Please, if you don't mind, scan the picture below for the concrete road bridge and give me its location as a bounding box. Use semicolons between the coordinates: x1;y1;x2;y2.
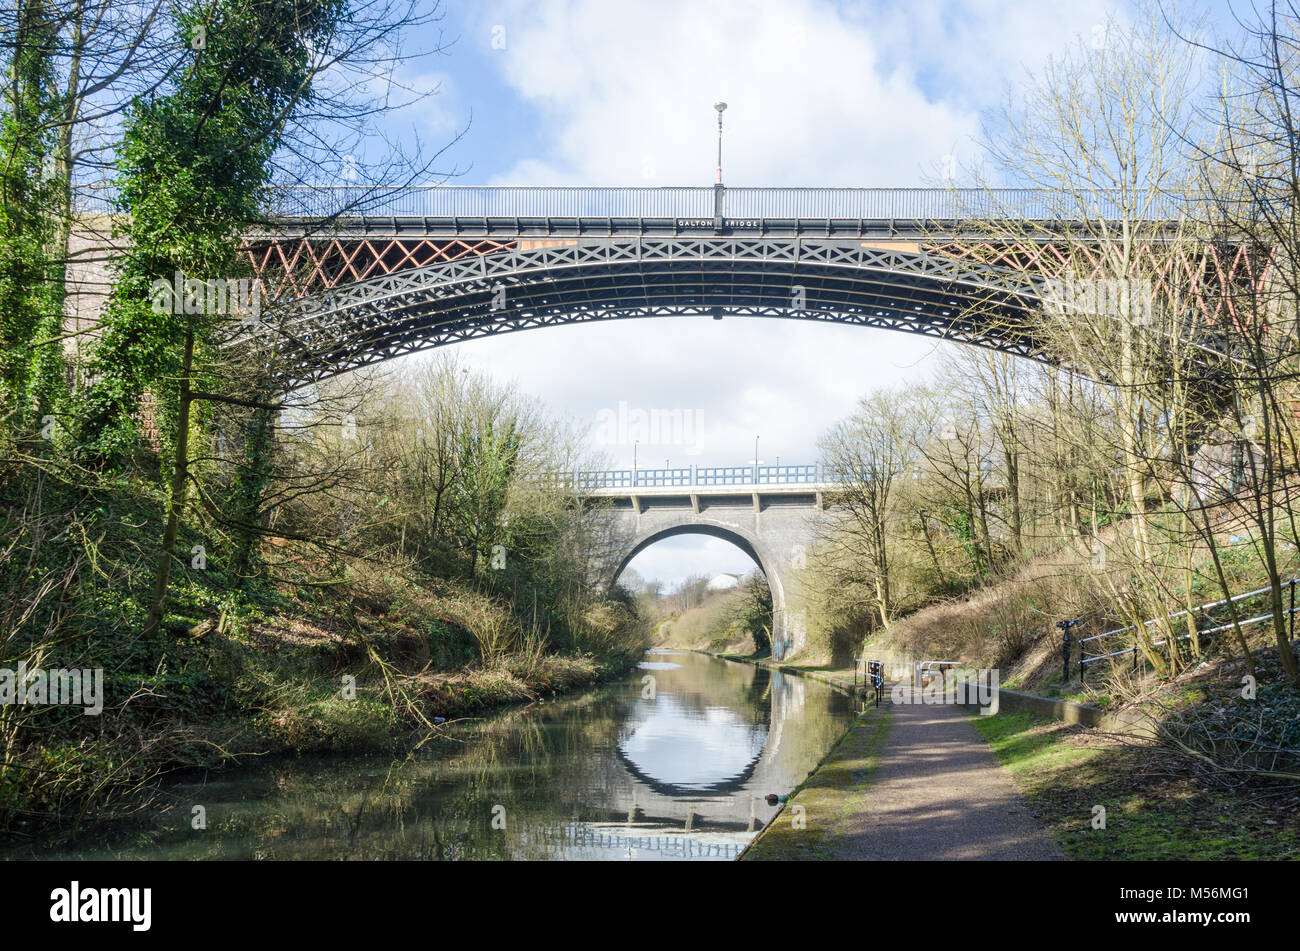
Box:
550;463;840;657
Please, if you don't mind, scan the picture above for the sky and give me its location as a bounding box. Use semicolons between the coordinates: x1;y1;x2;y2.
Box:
345;0;1168;588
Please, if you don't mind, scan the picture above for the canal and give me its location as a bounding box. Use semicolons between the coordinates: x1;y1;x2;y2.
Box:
9;650;857;861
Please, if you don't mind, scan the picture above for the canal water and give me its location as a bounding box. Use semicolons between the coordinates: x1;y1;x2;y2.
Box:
9;650;858;861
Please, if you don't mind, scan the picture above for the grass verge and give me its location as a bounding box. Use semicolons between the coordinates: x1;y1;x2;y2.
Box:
742;703;892;860
973;710;1300;860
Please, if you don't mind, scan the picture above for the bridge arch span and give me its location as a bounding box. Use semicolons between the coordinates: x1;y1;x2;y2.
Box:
614;518;787;655
602;488;822;657
613;520;783;609
245;237;1046;387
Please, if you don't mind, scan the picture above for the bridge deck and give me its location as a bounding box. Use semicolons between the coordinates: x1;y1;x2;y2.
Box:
576;482;834;498
247;215;1168;241
81;184;1182;238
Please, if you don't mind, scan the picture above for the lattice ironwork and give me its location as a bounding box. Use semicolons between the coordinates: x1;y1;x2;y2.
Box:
230;236;1048;388
69;179;1258;395
925;238;1271;330
243;236;514;298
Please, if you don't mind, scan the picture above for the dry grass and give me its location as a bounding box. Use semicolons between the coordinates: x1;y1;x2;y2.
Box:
657;588;757;653
977;710;1300;860
873;549;1102;669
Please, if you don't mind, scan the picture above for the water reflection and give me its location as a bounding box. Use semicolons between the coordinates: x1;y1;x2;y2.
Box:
617;692;767;794
617;652;769;795
4;650;856;861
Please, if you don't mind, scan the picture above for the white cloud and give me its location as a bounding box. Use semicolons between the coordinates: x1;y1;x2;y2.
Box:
388;0;1124;584
481;0;1119;186
396;69;462;141
484;0;978;185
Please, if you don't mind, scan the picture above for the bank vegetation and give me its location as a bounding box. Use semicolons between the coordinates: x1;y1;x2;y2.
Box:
0;0;648;838
807;6;1300;783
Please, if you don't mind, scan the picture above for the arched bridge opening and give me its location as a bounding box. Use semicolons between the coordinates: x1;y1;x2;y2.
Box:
613;523;772;590
596;479;824;659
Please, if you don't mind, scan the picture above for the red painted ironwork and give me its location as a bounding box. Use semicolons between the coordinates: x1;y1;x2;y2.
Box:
244;237;515;298
924;239;1273;329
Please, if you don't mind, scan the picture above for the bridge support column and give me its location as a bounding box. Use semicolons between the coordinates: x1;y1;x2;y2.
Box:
771;555;812;660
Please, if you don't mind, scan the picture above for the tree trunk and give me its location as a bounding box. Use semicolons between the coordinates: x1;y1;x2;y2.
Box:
143;329;194;639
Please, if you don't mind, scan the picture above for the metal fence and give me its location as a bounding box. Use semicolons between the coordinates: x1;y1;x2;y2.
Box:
549;463;837;490
722;187;1079;220
264;185;719;219
1079;579;1300;677
76;183;1183;221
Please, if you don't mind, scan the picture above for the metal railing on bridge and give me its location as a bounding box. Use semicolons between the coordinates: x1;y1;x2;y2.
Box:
257;185;1173;222
76;184;1183;222
542;463;842;491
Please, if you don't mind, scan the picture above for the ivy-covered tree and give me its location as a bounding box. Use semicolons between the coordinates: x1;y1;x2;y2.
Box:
70;0;347;635
0;0;65;434
80;0;345;460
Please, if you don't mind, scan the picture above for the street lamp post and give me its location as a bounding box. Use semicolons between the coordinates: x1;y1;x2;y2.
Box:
714;101;727;184
633;440;638;488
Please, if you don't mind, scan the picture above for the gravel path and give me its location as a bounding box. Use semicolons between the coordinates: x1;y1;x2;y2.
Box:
831;693;1065;860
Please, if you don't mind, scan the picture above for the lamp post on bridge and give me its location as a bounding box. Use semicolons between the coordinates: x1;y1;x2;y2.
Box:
750;434;762;485
633;440;638;488
714;101;727;184
713;101;727;226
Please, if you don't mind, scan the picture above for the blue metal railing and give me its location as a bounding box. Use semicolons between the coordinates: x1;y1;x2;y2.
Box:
554;463;840;490
76;184;1184;222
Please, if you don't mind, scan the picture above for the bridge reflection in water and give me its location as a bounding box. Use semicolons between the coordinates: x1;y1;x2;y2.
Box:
2;651;854;861
561;824;746;861
546;650;832;859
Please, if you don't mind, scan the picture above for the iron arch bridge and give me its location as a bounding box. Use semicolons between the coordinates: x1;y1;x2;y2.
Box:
220;185;1246;388
244;237;1044;387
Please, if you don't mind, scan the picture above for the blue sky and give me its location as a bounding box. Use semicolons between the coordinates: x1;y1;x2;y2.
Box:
339;0;1231;588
